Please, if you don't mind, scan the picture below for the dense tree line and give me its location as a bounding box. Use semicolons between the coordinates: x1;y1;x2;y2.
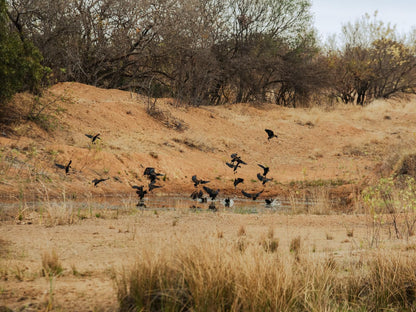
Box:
2;1;416;107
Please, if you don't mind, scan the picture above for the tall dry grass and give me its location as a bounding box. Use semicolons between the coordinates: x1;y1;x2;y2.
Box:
116;236;416;311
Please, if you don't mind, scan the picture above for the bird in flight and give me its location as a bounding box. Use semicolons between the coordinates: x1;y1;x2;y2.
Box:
92;177;109;187
265;129;277;141
234;178;244;188
55;161;72;174
257;164;269;176
228;153;247;172
192;175;210;187
132;185;147;200
85;133;101;143
65;160;72;175
241;189;264;200
257;173;273;185
203;186;220;200
143;167;164;183
148;181;162;192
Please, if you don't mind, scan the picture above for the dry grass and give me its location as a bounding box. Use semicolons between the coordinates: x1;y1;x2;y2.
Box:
116;235;416;311
41;249;63;277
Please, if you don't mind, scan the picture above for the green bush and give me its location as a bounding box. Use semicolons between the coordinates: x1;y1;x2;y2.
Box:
0;0;47;104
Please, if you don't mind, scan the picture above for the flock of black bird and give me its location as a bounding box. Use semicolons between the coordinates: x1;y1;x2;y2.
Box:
55;129;280;210
189;129;280;210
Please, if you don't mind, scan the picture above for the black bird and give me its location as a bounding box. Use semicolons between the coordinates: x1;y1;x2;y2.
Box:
257;164;269;176
192;175;210;187
234;178;244;188
136;200;146;208
208;202;217;211
55;163;66;170
143;167;156;176
190;190;207;203
148;180;162;192
257;173;273;185
144;167;164;183
241;189;264;200
85;133;101;143
92;177;109;187
265;198;274;205
230;153;246;165
65;160;72;175
233;158;246;172
226;162;235;169
265;129;278;141
230;153;239;162
132;185;147;199
222;197;234;208
230;153;247;168
203;186;220;200
265;198;281;207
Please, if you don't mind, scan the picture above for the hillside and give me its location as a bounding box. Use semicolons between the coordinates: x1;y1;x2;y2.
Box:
1;82;415;203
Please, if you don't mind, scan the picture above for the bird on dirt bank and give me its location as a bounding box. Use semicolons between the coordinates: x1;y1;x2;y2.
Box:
92;177;109;187
265;129;278;141
257;173;273;185
234;178;244;188
241;189;264;200
203;186;220;201
192;175;210;187
257;164;269;176
85;133;101;143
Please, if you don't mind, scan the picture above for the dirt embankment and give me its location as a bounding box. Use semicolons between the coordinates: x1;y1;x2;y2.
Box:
1;82;415;203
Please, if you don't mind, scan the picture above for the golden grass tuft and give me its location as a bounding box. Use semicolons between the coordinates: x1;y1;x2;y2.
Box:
237;225;246;237
116;235;416;311
41;249;63;277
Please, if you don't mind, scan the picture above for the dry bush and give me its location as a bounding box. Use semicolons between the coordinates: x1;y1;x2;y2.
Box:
394;153;416;179
42;202;77;226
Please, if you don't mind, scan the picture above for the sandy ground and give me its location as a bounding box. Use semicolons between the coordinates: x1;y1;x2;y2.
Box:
1;83;416;310
1;210;406;311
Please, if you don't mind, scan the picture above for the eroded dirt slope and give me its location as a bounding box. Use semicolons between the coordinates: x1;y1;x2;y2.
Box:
1;82;415;200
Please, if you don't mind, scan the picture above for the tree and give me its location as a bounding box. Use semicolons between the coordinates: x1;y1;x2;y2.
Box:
330;12;416;105
0;0;45;105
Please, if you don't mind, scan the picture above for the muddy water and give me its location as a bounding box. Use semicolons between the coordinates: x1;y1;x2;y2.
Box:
0;194;335;215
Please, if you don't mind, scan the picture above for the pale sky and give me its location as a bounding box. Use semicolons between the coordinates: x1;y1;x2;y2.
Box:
311;0;416;38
